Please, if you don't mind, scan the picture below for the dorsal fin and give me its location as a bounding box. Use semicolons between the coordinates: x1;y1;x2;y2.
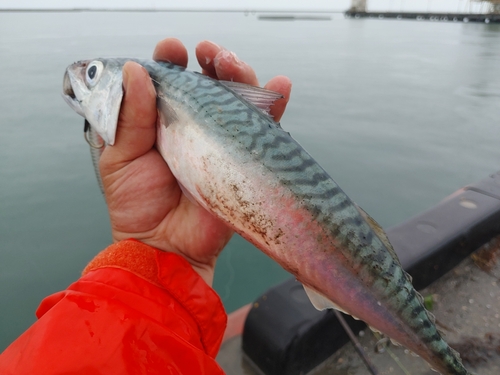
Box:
355;204;414;284
219;81;283;117
355;204;402;265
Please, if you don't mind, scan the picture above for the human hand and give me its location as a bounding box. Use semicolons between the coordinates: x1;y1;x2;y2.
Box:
99;38;292;286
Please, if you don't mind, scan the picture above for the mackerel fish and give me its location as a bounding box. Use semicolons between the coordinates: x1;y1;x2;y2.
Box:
62;58;471;375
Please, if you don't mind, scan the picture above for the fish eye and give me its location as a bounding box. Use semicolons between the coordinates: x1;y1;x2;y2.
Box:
85;61;104;87
88;65;97;79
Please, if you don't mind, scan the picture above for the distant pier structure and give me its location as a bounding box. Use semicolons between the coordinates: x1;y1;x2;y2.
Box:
345;0;500;23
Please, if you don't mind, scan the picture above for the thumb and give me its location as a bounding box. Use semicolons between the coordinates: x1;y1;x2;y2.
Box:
102;61;157;171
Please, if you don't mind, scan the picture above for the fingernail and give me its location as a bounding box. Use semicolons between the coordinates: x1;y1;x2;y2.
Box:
122;62;156;98
122;61;139;93
137;66;155;97
122;66;129;91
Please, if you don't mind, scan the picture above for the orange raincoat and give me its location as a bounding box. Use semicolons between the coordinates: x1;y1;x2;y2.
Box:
0;239;227;375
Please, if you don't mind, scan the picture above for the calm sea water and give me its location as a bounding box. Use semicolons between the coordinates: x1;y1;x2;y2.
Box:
0;11;499;351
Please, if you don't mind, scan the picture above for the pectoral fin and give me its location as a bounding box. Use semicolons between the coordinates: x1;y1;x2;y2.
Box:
157;93;179;127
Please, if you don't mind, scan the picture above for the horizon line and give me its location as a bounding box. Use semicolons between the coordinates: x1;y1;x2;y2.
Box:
0;8;345;13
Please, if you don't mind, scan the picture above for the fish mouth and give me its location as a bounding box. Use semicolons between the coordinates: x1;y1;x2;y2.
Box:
62;69;85;117
63;71;76;99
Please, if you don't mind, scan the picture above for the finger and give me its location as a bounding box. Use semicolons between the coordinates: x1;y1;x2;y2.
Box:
101;61;157;170
195;40;223;78
153;37;189;67
264;76;292;122
214;50;259;86
196;41;259;86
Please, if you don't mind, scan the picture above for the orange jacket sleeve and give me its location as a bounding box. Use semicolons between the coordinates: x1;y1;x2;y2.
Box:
0;239;227;375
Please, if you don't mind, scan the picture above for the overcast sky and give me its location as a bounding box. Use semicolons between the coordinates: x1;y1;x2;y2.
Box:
0;0;488;13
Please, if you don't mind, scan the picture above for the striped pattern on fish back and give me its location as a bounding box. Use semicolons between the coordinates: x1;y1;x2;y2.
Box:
143;60;468;375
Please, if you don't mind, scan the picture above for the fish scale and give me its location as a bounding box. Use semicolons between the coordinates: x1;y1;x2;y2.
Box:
63;58;472;375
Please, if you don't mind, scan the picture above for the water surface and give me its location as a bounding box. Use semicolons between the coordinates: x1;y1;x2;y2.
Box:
0;11;499;351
